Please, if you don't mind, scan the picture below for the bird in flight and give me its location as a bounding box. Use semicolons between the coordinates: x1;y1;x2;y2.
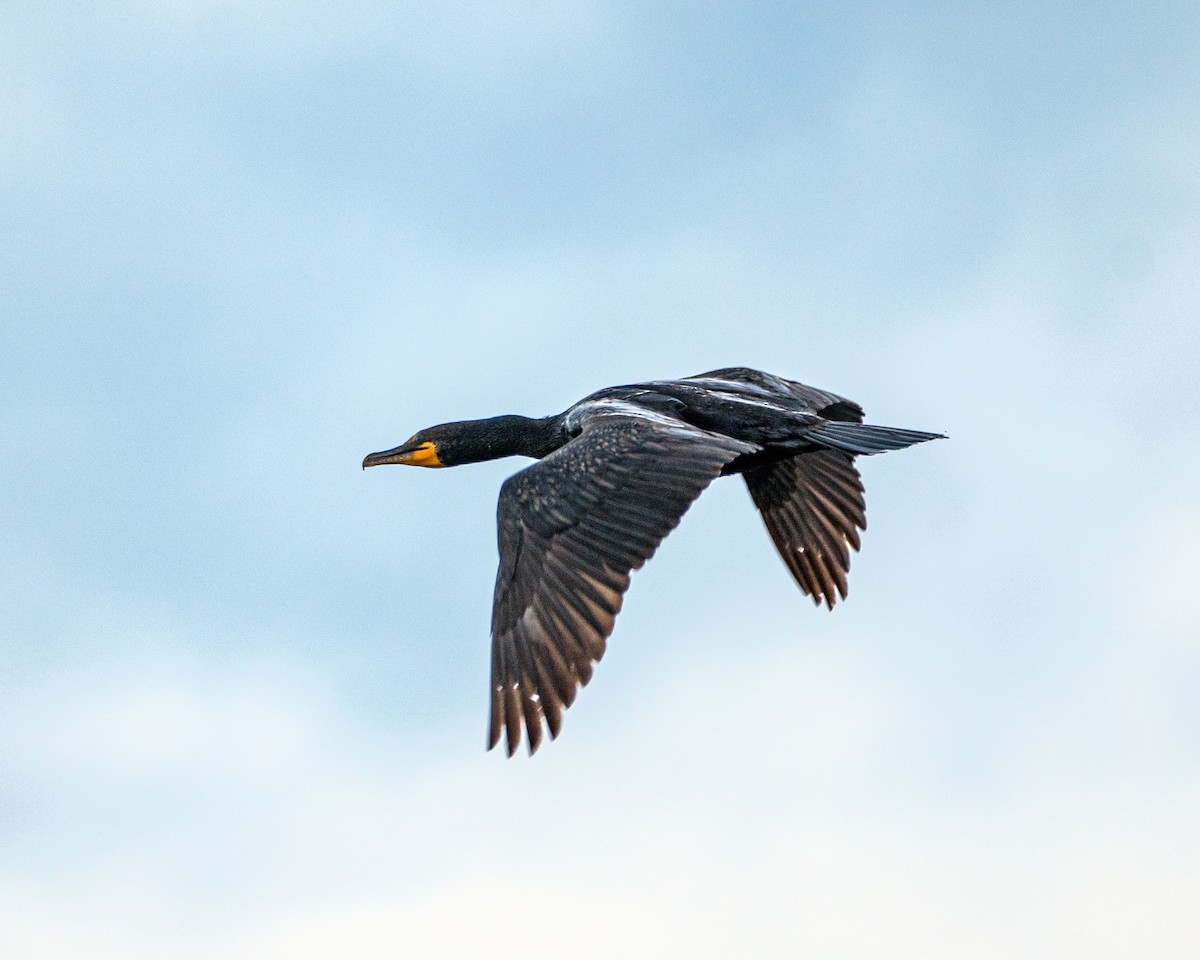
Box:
363;367;942;756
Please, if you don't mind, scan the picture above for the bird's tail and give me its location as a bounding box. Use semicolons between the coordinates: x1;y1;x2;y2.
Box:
807;421;946;456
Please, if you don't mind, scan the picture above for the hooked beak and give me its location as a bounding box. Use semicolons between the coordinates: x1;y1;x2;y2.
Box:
362;439;442;469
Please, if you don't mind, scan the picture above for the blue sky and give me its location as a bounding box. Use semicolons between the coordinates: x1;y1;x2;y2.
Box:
3;1;1199;956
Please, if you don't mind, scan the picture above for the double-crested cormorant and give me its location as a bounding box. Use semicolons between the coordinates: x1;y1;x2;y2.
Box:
363;367;942;756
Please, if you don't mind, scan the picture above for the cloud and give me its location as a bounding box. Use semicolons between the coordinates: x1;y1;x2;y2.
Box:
3;615;1197;959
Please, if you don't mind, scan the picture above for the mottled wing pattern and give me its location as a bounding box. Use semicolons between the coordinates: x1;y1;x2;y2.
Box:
489;411;755;755
743;450;867;609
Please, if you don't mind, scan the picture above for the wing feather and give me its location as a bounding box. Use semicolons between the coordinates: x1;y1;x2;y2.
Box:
489;411;755;755
744;450;867;609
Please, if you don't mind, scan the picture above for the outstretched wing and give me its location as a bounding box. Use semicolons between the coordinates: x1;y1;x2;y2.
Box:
490;408;756;756
744;450;867;609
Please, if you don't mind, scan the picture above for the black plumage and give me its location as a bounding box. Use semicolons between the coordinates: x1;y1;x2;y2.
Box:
363;367;943;756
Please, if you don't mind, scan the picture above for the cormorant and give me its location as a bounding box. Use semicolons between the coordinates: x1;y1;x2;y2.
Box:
363;367;943;756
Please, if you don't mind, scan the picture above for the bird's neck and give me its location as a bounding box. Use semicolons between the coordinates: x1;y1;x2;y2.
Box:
464;414;565;462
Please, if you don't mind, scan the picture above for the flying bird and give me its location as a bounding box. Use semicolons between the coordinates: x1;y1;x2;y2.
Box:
363;367;942;756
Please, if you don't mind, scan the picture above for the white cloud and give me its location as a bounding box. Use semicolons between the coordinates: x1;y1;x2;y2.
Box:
3;620;1197;959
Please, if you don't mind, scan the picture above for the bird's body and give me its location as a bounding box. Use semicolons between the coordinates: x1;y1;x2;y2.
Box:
364;367;942;755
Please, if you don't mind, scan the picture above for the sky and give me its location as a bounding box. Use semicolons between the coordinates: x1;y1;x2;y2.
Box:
2;1;1199;956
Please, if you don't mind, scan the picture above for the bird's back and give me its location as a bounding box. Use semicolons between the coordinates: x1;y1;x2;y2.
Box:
570;367;862;453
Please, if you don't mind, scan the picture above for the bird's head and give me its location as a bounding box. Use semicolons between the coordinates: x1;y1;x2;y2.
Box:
363;415;552;470
361;424;456;469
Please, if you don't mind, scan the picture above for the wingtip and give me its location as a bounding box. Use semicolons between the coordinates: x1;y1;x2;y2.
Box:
487;694;502;752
